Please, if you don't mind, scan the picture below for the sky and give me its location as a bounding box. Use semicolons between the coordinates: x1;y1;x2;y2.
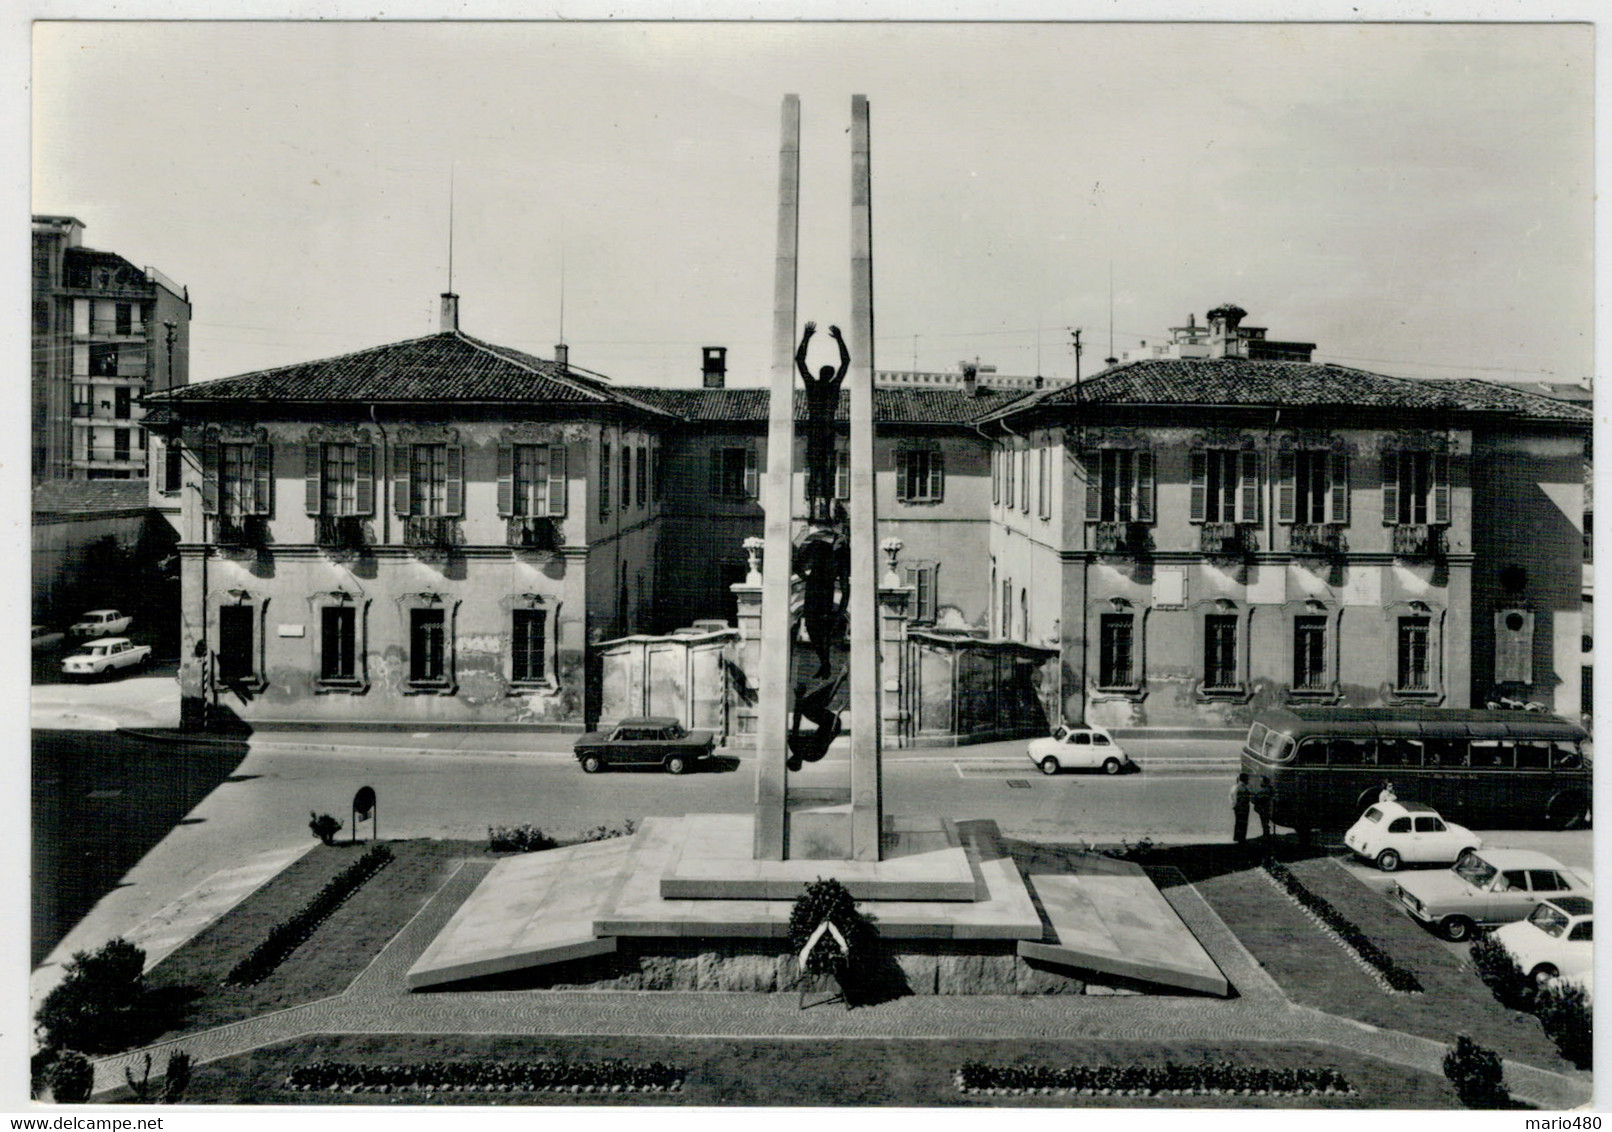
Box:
29;20;1595;389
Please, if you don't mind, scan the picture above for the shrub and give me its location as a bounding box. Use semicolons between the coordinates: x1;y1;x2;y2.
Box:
285;1058;684;1093
954;1061;1353;1096
35;937;148;1054
47;1051;94;1103
30;1048;58;1100
1535;980;1593;1068
162;1051;193;1103
1443;1035;1510;1109
1264;861;1423;993
309;812;343;845
226;844;393;986
576;819;638;843
1469;933;1533;1011
488;824;557;853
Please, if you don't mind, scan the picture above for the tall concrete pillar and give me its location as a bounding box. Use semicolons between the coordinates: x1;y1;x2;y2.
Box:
848;94;884;859
753;94;800;860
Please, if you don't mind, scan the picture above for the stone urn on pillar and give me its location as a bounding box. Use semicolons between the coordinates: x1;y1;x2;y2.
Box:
880;537;904;589
742;535;765;585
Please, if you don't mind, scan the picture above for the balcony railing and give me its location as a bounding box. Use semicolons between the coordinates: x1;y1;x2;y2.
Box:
1093;520;1152;557
87;320;146;338
507;516;561;552
1199;522;1259;557
404;515;460;552
317;515;369;552
1392;524;1448;560
1289;523;1346;557
216;514;269;548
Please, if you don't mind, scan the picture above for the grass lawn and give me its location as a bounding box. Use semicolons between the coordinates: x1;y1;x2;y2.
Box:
121;1033;1459;1107
144;839;482;1039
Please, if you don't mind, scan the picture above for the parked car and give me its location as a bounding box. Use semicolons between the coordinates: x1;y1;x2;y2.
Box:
61;637;151;678
69;609;132;637
1343;800;1482;872
1027;724;1133;776
1492;896;1594;988
574;716;715;775
31;625;64;652
1394;848;1593;941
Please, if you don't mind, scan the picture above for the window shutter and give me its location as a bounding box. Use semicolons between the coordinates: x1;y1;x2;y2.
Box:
200;434;220;515
1136;450;1155;523
991;447;1000;504
304;442;322;515
354;444;375;515
392;444;412;517
1431;453;1450;525
709;449;722;496
1019;448;1030;512
1189;451;1207;522
743;447;758;498
930;451;944;502
496;444;514;517
547;445;568;517
1277;452;1296;523
1240;451;1261;523
1381;451;1399;525
1329;452;1350;524
896;450;910;502
253;442;274;515
445;445;464;516
1084;450;1102;521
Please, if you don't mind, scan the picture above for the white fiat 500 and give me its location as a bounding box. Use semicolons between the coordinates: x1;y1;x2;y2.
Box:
1493;896;1593;989
1027;725;1134;776
1344;800;1482;872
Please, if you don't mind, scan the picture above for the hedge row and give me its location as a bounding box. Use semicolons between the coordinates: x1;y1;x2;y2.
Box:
1468;935;1593;1068
1263;861;1423;994
954;1061;1353;1097
284;1058;684;1093
225;844;394;986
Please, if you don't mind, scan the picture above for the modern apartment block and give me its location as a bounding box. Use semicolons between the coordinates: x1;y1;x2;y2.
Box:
32;215;191;481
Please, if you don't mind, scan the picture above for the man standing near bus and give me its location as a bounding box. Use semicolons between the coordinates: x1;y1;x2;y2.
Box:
1249;775;1274;850
1229;773;1251;844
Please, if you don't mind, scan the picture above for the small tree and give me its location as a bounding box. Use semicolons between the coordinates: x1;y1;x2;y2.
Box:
46;1051;94;1103
1535;980;1593;1068
308;812;343;845
35;938;148;1054
162;1051;193;1103
1469;934;1533;1011
1443;1035;1510;1109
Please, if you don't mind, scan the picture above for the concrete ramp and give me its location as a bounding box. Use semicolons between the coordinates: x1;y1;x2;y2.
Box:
406;838;632;989
1019;857;1229;997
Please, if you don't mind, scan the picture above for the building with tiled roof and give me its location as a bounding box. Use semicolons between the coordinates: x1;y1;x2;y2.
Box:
147;301;1590;742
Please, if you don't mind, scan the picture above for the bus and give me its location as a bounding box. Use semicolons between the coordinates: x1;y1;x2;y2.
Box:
1241;707;1591;834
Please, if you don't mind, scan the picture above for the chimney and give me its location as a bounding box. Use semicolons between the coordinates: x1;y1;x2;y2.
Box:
961;362;978;397
555;343;569;371
439;292;459;333
1034;374;1045;389
702;346;727;389
1206;304;1248;358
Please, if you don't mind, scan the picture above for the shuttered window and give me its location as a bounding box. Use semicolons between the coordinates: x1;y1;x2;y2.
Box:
498;444;568;518
710;447;759;499
897;449;944;503
1190;450;1261;523
1382;451;1449;526
307;443;374;517
1278;450;1350;524
1084;449;1155;523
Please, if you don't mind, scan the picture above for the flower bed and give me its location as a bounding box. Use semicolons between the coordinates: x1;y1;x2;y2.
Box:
284;1058;684;1094
954;1061;1354;1098
225;844;394;987
1262;860;1422;994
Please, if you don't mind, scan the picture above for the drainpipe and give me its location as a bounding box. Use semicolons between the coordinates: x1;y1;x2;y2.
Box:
370;404;390;545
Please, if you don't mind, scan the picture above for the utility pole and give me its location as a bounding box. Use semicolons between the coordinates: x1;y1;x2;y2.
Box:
1070;327;1083;384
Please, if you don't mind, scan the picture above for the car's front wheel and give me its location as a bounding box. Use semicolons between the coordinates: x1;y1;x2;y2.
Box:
1039;756;1060;776
1441;915;1476;942
1376;848;1401;872
665;755;688;775
1102;757;1122;776
1530;963;1560;987
580;753;603;774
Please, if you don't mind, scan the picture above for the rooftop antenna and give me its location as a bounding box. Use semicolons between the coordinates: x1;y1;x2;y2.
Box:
558;240;566;347
1105;261;1118;367
447;164;455;293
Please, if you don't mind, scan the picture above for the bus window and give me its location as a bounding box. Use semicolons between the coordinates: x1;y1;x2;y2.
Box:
1552;741;1582;769
1329;739;1373;766
1423;737;1466;768
1293;738;1325;766
1379;739;1422;768
1269;734;1295;762
1246;722;1269;752
1470;740;1511;769
1515;742;1551;770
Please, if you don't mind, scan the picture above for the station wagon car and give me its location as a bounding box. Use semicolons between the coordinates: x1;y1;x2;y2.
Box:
1027;724;1133;776
69;609;132;637
1394;848;1593;941
574;716;715;775
1493;896;1594;988
1343;801;1482;872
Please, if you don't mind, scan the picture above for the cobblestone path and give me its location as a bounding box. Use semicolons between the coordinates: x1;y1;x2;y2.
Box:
87;858;1592;1110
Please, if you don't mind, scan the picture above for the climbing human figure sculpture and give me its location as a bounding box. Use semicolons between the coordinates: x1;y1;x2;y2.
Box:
796;321;850;524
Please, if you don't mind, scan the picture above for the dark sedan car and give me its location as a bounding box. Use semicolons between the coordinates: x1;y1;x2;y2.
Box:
574;717;716;774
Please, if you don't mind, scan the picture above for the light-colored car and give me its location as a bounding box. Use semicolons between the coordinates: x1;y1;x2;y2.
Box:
1394;848;1593;942
31;625;64;651
61;637;151;677
1492;896;1593;989
1343;800;1482;872
1027;724;1133;776
69;609;132;637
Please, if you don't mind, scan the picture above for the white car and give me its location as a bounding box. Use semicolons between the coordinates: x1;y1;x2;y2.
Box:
1344;801;1482;872
61;637;151;677
1027;724;1133;776
69;609;132;637
1493;896;1593;989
